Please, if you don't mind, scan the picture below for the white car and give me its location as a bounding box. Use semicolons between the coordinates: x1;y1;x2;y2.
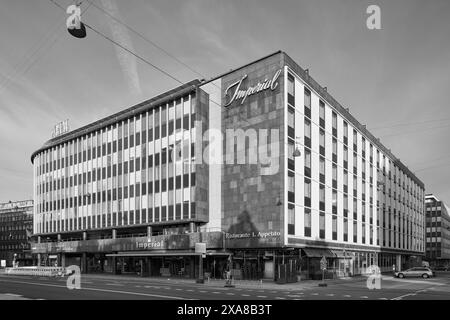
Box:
395;267;434;279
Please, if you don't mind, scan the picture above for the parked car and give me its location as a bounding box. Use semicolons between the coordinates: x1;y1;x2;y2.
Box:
432;266;449;271
395;267;434;279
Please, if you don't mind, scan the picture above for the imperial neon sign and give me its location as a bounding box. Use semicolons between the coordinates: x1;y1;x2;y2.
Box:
224;69;282;107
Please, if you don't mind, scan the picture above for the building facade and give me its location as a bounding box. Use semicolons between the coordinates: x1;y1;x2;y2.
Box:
425;194;450;267
0;200;34;267
30;51;425;280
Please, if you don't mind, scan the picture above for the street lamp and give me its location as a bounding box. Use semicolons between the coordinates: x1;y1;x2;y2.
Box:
293;136;302;157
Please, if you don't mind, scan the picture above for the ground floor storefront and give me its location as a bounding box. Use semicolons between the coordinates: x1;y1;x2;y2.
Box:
31;232;424;282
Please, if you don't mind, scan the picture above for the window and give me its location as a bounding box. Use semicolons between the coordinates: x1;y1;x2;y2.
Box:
288;205;295;235
353;221;358;243
319;184;325;211
288;140;295;161
304;88;311;118
304;178;311;207
344;147;348;169
288;107;295;138
319;129;325;155
332;138;337;163
332;189;338;214
304;208;311;237
343;121;348;144
304;149;311;177
288;74;295;106
319;212;325;239
319;101;325;128
344;195;348;217
304;119;311;147
344;170;348;193
332;215;337;240
332;112;337;136
332;164;337;188
319;157;325;183
343;219;348;242
353;130;358;151
362;137;366;158
288;173;295;199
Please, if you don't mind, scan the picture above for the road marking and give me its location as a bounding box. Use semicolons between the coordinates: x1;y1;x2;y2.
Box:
275;297;286;300
135;285;141;288
212;292;220;294
187;289;194;292
392;293;416;300
360;296;369;299
257;296;267;298
0;278;193;300
378;298;388;300
105;283;124;286
36;298;46;300
326;294;335;297
343;295;351;298
226;293;234;295
311;293;319;296
4;293;22;297
175;288;182;291
199;291;207;293
241;294;250;297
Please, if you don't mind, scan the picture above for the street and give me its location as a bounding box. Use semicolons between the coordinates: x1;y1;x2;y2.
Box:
0;272;449;300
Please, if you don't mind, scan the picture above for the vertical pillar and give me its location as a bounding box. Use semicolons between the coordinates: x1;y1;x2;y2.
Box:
61;254;66;268
37;236;41;266
112;229;117;239
112;257;117;274
147;257;152;277
57;234;62;242
83;232;87;241
147;226;152;237
81;253;87;274
189;222;196;233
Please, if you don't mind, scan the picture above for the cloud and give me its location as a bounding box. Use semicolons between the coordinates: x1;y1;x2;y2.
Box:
99;0;142;96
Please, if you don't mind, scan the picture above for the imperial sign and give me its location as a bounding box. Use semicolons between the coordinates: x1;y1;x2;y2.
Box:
224;69;282;107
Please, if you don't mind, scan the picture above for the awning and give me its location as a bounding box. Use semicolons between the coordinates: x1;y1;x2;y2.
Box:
302;248;335;258
106;251;230;257
330;250;347;258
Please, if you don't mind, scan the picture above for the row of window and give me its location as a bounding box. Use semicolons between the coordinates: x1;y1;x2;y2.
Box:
287;73;423;200
37;204;196;234
36;95;195;177
286;72;424;250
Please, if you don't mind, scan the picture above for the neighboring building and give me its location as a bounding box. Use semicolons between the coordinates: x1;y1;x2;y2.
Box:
30;51;425;280
425;194;450;267
0;200;34;267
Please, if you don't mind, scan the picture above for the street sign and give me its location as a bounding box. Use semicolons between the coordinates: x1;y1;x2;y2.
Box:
320;256;327;271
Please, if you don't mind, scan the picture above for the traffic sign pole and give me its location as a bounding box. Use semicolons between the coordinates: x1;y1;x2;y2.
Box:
319;256;328;287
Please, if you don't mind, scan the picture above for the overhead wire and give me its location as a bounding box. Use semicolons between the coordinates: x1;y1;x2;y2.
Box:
0;0;95;95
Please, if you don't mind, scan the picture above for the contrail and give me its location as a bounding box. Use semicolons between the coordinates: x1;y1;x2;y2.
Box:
99;0;142;96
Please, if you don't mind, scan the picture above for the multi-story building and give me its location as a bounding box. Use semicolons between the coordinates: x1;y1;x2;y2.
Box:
425;194;450;267
30;51;425;280
0;200;34;267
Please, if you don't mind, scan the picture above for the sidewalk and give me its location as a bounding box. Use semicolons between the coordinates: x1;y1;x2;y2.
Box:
79;273;386;291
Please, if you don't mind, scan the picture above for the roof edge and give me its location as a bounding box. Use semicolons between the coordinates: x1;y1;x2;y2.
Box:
31;80;200;163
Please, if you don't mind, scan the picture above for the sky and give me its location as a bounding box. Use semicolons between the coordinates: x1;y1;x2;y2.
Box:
0;0;449;204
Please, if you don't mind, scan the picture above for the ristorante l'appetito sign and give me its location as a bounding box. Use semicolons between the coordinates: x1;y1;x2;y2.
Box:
224;68;282;107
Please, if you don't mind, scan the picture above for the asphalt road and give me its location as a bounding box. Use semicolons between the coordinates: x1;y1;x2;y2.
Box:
0;272;449;300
